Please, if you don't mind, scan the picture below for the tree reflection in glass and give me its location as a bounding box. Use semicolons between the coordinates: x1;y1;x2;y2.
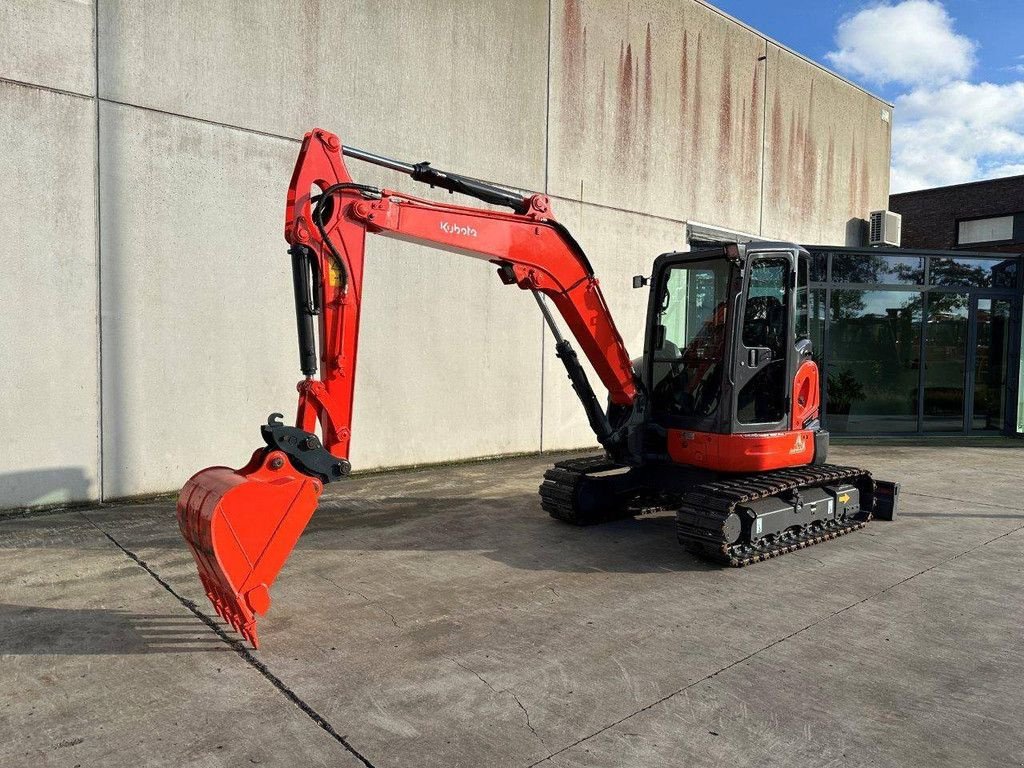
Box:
827;289;921;432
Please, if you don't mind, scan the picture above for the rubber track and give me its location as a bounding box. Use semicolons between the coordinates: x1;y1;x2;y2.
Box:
539;455;629;525
676;463;875;567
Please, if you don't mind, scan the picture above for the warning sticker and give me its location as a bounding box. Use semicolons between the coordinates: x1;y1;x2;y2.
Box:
328;257;343;288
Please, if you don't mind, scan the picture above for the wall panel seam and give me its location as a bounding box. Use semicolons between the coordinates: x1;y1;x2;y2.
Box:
96;96;303;145
59;95;690;225
540;0;553;453
549;196;688;226
94;0;103;501
0;75;94;101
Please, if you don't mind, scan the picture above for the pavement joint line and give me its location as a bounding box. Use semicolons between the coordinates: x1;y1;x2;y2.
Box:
76;511;378;768
525;520;1024;767
902;490;1024;511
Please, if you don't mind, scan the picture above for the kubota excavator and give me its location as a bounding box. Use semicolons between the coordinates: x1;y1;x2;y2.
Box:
177;128;898;647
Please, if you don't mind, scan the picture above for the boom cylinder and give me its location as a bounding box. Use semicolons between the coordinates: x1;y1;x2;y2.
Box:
342;145;529;214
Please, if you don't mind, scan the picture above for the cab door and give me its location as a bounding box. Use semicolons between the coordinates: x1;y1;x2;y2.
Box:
732;250;795;432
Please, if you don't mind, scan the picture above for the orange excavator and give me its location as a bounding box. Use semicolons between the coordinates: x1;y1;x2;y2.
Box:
177;129;898;647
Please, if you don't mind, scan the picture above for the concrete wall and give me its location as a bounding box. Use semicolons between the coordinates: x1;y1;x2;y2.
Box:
761;44;893;244
0;0;892;508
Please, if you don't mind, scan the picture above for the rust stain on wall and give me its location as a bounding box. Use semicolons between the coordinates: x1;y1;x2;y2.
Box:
745;56;763;189
859;155;870;216
559;0;585;162
616;41;634;157
801;81;818;218
716;60;734;208
825;130;835;200
848;139;860;214
740;99;748;180
633;46;640;146
769;89;784;202
553;1;837;231
787;107;799;183
678;29;690;174
642;22;653;175
690;31;704;192
718;62;733;167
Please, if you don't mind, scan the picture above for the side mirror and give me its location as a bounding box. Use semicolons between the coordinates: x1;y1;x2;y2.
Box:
632;275;649;289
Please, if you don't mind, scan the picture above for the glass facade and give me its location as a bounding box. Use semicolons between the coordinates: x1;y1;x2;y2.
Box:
807;247;1023;436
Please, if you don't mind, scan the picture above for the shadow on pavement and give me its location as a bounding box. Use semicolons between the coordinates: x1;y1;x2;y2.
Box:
0;604;227;655
301;492;717;573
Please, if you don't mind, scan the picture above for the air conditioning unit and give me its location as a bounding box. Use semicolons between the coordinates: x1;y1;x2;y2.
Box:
868;210;902;246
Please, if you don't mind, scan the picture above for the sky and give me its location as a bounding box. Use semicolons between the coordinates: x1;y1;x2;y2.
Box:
711;0;1024;192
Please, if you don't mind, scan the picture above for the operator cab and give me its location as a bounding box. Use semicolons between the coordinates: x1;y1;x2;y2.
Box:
640;242;822;469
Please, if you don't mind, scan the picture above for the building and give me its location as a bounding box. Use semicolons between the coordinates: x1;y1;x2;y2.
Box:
0;0;893;510
813;176;1024;439
890;175;1024;253
805;245;1022;436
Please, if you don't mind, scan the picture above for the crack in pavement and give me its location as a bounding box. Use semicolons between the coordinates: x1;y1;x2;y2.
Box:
450;657;499;693
526;521;1024;767
314;572;371;603
378;604;400;628
509;689;544;744
315;573;398;628
450;659;545;744
79;511;377;768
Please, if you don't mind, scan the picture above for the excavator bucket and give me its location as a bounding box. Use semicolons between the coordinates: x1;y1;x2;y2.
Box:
176;448;323;647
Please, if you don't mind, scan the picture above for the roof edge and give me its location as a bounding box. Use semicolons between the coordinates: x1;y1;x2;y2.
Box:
890;173;1024;197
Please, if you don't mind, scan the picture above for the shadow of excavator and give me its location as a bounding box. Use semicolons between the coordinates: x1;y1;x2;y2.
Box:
0;603;227;656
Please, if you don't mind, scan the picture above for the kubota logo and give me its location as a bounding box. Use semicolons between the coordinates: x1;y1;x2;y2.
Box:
440;221;477;237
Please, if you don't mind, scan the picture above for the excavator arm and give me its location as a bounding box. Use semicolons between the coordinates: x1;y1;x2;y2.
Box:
284;129;638;461
177;128;640;646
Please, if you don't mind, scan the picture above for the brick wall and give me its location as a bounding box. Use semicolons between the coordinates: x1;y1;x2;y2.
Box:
889;175;1024;253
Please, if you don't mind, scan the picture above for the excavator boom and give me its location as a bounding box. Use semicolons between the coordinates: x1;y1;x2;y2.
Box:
177;129;639;646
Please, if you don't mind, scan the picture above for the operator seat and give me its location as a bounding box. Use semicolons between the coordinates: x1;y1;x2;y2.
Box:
651;338;682;391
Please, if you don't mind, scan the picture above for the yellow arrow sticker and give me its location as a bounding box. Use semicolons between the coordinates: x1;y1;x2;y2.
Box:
838;493;851;504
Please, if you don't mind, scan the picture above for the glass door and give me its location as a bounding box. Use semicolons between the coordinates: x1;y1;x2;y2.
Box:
969;296;1012;432
922;292;970;432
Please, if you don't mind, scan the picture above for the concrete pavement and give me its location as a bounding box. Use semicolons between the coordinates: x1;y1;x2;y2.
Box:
2;440;1023;767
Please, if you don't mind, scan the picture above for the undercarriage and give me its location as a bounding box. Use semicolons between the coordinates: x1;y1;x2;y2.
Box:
539;455;898;566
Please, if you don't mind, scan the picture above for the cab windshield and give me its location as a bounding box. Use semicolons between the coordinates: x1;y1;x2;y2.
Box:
650;258;733;421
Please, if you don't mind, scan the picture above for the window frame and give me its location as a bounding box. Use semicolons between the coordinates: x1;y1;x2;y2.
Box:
954;212;1022;248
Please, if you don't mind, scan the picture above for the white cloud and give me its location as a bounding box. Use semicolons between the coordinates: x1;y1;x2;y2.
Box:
823;1;1024;192
891;80;1024;191
989;162;1024;177
826;0;976;87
